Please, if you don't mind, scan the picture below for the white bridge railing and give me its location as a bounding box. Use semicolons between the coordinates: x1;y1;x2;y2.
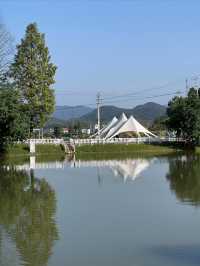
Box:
73;137;179;146
27;138;63;145
21;137;180;153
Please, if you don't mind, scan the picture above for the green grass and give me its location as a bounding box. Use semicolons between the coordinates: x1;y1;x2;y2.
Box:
5;144;29;155
76;143;180;155
36;144;65;155
195;147;200;154
4;143;65;157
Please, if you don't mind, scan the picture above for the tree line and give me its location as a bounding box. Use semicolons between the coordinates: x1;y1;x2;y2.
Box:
0;22;56;151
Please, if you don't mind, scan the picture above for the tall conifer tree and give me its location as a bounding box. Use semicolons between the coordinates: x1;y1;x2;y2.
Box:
10;23;57;129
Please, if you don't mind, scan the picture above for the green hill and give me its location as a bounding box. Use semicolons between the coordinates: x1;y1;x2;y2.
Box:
80;102;166;126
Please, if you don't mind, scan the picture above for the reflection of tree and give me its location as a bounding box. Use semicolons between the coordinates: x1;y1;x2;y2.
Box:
166;155;200;206
0;166;58;266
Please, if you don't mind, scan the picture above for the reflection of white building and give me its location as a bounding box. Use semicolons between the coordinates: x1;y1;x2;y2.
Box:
74;158;153;181
111;159;150;181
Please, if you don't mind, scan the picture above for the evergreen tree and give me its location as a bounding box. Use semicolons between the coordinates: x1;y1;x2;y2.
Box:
10;23;57;130
54;126;62;138
0;23;13;81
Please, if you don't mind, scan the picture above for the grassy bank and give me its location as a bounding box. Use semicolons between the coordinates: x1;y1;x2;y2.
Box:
195;147;200;154
5;143;65;157
3;142;187;160
76;143;180;156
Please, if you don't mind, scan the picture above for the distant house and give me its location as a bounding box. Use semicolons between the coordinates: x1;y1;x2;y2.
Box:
81;128;91;135
63;128;69;134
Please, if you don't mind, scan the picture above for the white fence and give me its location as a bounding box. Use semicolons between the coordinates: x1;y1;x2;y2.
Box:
20;137;180;150
27;138;63;145
72;137;179;146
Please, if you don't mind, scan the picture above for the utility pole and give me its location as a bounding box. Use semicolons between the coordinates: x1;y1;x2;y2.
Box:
96;92;101;139
191;75;199;98
185;78;188;96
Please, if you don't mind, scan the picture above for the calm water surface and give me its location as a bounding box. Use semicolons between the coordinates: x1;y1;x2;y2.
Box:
0;154;200;266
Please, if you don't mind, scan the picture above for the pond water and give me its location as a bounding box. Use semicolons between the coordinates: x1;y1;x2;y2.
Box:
0;154;200;266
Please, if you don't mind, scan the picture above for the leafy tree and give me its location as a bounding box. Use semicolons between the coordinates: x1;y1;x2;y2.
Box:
0;84;29;151
183;88;200;143
167;96;186;138
150;116;167;135
10;23;57;130
167;88;200;145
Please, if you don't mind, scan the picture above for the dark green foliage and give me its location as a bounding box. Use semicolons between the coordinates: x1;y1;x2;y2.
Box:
73;121;81;135
166;155;200;206
0;84;29;151
9;23;57;129
167;96;186;138
53;126;62;138
0;166;58;265
150;116;167;134
167;88;200;145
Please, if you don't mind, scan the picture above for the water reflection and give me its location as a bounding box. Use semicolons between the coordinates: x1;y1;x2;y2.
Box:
151;244;200;265
0;166;58;266
1;154;200;266
74;158;152;182
6;156;153;183
166;155;200;206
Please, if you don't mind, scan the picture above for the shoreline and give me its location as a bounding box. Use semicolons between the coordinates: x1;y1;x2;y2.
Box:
3;142;200;158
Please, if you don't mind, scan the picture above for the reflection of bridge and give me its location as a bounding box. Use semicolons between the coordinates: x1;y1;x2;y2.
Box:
4;157;154;181
6;157;71;171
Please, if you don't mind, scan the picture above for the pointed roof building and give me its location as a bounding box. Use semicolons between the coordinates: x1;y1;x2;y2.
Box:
106;115;156;139
105;113;128;139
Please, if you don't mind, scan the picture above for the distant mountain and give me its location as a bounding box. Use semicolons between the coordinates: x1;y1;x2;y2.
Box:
53;105;93;121
45;117;67;128
80;102;167;126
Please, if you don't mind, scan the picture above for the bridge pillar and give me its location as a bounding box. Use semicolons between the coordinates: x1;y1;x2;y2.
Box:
30;156;36;169
30;140;35;153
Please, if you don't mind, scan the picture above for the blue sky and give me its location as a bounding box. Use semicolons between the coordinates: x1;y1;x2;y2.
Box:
1;0;200;107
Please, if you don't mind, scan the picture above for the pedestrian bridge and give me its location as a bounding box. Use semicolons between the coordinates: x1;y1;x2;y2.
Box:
26;137;179;154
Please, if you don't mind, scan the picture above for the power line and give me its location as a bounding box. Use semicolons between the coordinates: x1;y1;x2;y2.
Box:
101;80;182;101
55;90;183;110
54;79;182;97
102;91;183;105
